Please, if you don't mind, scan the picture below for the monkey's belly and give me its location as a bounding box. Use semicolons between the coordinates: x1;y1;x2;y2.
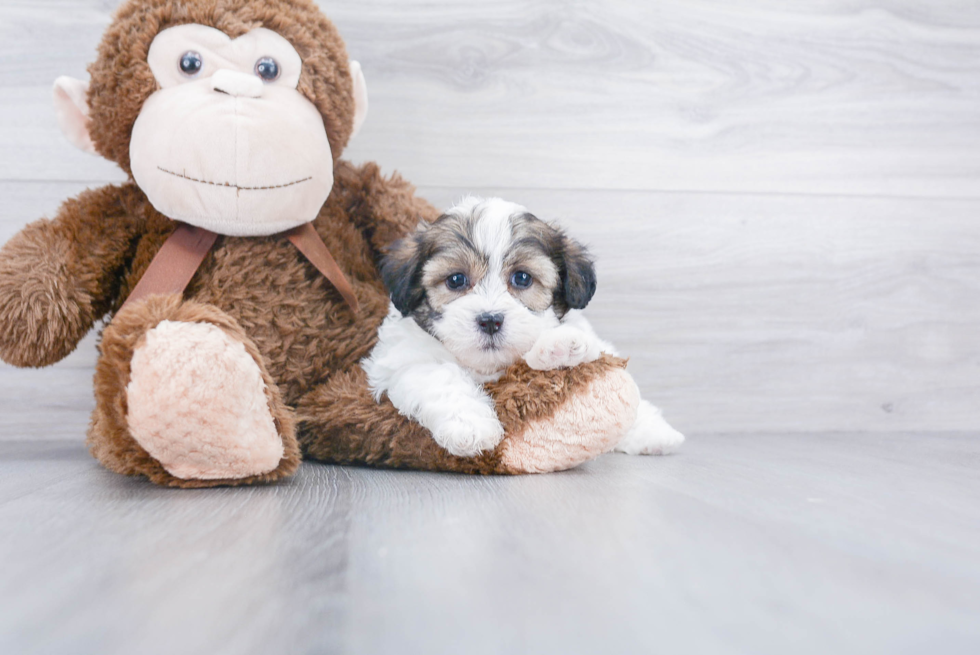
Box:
186;235;388;405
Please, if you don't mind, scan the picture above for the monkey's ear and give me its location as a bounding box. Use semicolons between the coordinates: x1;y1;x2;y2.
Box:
559;237;597;310
349;61;369;139
380;227;427;315
52;77;97;155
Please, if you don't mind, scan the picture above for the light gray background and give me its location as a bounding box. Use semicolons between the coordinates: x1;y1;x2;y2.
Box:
0;2;978;654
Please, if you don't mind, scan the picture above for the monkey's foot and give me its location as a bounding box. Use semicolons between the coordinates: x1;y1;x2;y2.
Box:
126;320;284;480
495;361;640;473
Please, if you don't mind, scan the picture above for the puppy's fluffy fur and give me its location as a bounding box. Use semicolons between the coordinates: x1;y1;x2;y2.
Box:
362;197;684;457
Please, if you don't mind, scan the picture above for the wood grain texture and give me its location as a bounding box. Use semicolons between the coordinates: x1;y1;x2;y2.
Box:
1;434;978;654
1;1;980;196
340;0;980;197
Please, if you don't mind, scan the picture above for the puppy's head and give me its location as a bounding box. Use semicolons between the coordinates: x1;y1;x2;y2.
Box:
381;197;596;375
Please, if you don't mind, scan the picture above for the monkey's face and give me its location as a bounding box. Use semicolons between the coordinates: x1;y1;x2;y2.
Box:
127;25;333;236
53;2;366;236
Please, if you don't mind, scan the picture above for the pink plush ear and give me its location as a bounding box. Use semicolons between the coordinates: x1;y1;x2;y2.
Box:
349;61;368;139
53;76;97;155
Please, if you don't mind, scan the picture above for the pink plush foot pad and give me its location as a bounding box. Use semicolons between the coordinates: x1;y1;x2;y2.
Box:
126;320;284;480
499;367;640;473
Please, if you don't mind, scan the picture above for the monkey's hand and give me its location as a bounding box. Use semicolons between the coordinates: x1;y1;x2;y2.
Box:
0;184;141;367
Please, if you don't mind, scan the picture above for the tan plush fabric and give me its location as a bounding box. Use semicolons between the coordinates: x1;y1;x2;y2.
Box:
127;320;284;479
130;24;337;236
90;294;301;488
86;0;356;176
498;362;640;473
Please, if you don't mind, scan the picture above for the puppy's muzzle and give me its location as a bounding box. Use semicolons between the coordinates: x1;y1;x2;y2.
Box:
476;313;504;336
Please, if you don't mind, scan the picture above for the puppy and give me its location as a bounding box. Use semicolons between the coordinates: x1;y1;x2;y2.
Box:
362;196;684;458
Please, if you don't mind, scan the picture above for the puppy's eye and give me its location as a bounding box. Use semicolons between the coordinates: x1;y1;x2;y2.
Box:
510;271;533;289
179;51;203;77
446;273;468;290
255;57;280;81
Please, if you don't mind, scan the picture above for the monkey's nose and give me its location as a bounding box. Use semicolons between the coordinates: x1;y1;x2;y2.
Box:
476;313;504;336
211;70;264;98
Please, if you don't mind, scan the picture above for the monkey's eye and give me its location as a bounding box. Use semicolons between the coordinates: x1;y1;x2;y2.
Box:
255;57;281;82
446;273;468;291
179;51;203;77
510;271;533;289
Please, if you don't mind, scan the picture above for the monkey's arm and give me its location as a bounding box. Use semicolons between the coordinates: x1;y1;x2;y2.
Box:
336;161;440;253
0;184;143;367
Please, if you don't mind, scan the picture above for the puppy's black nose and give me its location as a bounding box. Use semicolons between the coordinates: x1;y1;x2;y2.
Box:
476;313;504;336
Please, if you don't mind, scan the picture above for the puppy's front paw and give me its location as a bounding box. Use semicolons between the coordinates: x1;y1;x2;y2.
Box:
432;413;505;457
615;400;685;455
524;326;601;371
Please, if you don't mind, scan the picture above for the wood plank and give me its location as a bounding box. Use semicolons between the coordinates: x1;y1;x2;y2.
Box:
1;434;978;654
1;1;979;196
0;2;125;183
1;182;978;437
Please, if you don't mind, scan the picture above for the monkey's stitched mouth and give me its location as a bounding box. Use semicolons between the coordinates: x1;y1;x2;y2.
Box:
157;166;312;191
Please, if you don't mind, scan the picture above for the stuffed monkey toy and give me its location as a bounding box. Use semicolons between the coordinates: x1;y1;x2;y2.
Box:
0;0;640;487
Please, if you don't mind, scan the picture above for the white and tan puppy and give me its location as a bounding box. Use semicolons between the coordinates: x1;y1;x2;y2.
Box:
362;196;684;458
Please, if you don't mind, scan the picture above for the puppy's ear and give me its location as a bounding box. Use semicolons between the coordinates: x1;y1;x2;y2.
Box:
558;236;597;311
381;223;428;315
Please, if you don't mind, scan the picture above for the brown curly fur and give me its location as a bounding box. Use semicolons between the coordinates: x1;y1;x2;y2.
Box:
86;161;439;486
0;185;144;367
0;0;631;486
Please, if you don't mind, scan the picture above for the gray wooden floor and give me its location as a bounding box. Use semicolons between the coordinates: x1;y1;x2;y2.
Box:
2;434;979;655
2;1;979;653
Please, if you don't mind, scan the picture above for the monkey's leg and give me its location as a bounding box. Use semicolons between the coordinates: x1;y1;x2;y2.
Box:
88;295;301;488
295;354;638;474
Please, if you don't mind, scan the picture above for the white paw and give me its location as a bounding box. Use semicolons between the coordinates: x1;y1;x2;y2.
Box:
615;400;685;456
524;326;601;371
432;411;505;457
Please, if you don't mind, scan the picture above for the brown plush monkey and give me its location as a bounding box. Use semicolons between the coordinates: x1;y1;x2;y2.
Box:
0;0;639;487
